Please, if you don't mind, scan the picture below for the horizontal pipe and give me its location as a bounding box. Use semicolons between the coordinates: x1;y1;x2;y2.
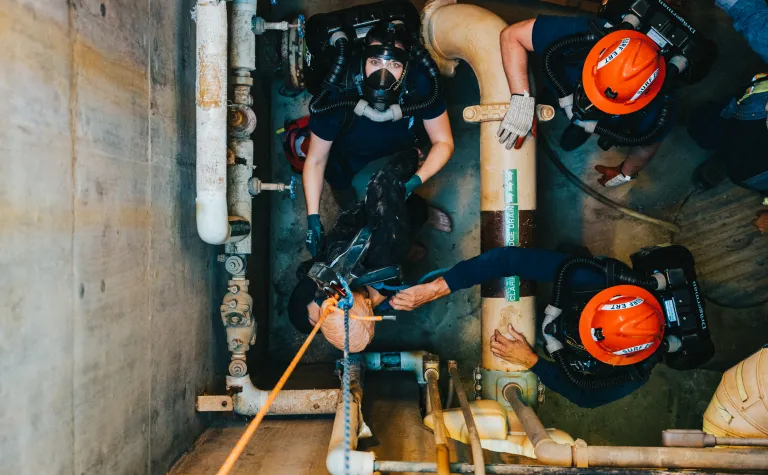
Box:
662;429;768;447
363;351;427;384
585;446;768;470
505;386;768;471
373;462;733;474
227;375;339;415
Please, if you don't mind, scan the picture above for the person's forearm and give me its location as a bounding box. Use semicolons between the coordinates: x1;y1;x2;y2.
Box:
717;0;768;62
415;141;453;184
624;142;661;176
501;30;531;95
441;247;605;292
302;159;326;215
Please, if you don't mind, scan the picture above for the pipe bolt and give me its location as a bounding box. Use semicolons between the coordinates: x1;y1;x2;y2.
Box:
229;300;238;309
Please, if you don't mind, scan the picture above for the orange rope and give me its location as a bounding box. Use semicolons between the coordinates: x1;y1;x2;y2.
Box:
215;298;338;475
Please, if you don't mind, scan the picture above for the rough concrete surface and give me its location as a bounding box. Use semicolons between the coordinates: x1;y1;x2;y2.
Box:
0;0;219;474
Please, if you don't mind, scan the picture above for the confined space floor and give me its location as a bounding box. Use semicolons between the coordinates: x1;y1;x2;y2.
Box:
674;182;768;308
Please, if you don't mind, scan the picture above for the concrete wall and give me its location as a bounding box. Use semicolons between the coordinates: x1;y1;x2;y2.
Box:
0;0;219;473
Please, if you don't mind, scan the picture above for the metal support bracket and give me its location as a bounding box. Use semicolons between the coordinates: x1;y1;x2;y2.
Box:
196;395;234;412
463;104;556;124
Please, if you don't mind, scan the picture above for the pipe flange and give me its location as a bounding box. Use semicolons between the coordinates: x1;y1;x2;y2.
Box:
229;359;248;377
573;438;589;468
225;255;246;276
229;105;257;137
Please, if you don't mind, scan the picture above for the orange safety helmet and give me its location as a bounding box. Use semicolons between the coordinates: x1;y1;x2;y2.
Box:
582;30;666;116
579;285;665;366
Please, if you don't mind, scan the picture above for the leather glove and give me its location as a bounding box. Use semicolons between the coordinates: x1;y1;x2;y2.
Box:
595;162;634;187
403;175;422;198
497;91;536;150
305;214;324;258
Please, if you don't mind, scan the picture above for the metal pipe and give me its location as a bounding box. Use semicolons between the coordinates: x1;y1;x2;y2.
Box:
196;0;240;245
662;429;768;448
422;0;537;377
363;351;427;385
225;374;340;415
504;385;768;471
373;461;733;474
424;360;450;475
326;359;374;475
447;361;485;475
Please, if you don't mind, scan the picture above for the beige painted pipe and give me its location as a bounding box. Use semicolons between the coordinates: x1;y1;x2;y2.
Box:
703;347;768;438
422;0;535;372
505;385;768;471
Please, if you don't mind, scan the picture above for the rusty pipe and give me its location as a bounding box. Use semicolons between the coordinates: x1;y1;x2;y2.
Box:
447;361;485;475
504;385;573;466
505;385;768;471
662;429;768;448
425;362;451;475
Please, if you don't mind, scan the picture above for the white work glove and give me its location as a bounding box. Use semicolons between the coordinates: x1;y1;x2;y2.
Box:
497;91;537;150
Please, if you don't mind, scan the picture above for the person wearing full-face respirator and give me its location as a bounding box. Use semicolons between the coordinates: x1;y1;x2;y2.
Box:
302;7;454;259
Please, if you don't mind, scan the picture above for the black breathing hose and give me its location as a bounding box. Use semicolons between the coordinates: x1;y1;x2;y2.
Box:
552;350;644;389
550;256;659;309
594;67;680;147
308;39;357;115
543;32;598;98
400;42;441;115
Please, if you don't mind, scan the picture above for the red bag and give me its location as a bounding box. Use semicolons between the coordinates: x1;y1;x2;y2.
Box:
281;115;310;174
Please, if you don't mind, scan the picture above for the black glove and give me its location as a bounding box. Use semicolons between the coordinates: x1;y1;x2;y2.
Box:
305;214;324;258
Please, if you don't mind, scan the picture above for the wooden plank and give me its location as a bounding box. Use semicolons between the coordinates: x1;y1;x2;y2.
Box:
673;183;768;307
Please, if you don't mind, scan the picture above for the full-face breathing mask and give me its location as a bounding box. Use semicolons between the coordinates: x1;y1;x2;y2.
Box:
303;0;440;122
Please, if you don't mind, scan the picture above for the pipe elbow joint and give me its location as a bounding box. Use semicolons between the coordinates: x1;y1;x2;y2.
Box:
196;197;230;245
326;447;374;475
535;439;574;467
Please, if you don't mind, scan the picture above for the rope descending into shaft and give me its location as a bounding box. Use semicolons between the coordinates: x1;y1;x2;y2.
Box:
343;304;352;475
215;298;338;475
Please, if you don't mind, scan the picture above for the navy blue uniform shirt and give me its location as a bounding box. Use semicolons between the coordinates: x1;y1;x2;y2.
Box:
442;246;656;408
531;15;677;142
309;62;446;189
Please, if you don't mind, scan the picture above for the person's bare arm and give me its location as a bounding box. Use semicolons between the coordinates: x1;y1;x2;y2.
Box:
302;133;333;215
624;141;663;176
414;111;454;184
390;277;451;311
500;19;536;95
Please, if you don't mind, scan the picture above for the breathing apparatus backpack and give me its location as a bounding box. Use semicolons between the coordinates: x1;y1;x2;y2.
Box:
303;0;441;123
546;0;717;150
542;245;715;389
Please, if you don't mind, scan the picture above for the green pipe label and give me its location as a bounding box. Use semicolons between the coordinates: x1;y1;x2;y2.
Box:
503;169;520;302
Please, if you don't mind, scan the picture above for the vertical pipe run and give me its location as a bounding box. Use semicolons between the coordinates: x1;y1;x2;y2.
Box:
425;367;451;475
447;361;486;475
196;0;233;245
421;0;536;376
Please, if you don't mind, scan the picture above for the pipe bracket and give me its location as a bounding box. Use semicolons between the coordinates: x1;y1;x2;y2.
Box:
463;104;556;124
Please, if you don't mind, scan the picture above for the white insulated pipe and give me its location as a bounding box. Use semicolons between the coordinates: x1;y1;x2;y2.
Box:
326;383;374;475
196;0;234;245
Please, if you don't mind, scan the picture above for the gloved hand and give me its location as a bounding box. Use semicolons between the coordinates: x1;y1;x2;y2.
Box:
497;91;537;150
305;214;324;258
595;162;634;187
403;175;423;198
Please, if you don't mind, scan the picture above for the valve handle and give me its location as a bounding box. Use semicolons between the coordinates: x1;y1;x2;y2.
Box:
297;14;305;39
288;176;297;200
